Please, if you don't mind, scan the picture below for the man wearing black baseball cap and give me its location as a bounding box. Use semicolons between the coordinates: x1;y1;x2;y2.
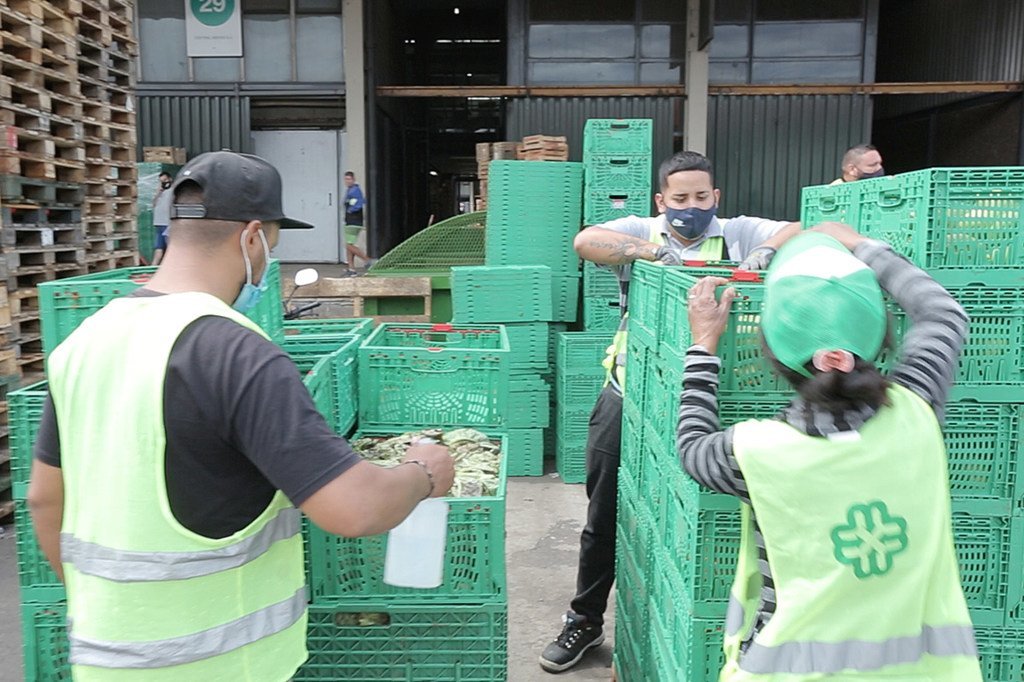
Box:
28;151;455;680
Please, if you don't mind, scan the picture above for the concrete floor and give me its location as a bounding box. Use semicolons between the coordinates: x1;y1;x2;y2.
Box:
0;468;615;682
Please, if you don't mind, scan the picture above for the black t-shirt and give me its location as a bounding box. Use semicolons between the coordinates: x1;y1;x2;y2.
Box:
34;299;361;538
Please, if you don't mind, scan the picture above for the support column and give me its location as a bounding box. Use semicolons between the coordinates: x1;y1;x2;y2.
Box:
342;0;368;261
683;0;709;154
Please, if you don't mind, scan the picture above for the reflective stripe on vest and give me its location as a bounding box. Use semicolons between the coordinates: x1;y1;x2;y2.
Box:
740;624;977;675
61;507;301;582
69;587;307;669
602;230;726;389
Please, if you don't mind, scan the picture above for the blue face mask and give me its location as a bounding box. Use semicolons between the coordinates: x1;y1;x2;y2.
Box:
665;205;717;241
232;228;270;314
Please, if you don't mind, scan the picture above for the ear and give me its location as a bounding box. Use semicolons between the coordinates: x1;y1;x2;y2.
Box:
242;220;263;245
654;192;667;214
713;188;721;207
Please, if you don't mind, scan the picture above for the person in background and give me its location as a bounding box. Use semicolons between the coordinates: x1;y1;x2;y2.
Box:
151;171;173;265
677;223;979;680
343;171;374;275
830;144;885;185
28;151;455;681
538;150;801;674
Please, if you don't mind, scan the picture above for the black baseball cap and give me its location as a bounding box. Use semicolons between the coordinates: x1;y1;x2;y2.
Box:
169;151;313;229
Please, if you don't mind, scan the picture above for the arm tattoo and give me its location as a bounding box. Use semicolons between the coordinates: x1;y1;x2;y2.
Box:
586;237;656;264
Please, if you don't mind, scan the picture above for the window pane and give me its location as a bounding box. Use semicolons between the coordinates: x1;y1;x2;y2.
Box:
297;0;341;12
642;0;685;22
193;57;241;81
297;15;344;81
715;0;751;22
756;0;863;21
753;21;862;58
528;61;636;85
709;60;749;83
640;62;681;84
243;15;291;81
242;0;289;12
530;0;634;22
751;58;862;83
529;25;634;58
709;24;748;58
640;25;684;60
138;0;188;82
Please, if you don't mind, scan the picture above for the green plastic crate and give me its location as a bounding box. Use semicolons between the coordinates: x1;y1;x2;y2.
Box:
508;373;551;429
551;274;581;323
975;625;1024;682
557;331;615;375
9;380;48;498
38;260;285;357
584;189;652;225
506;427;544;477
452;265;554;322
499;322;550;371
296;600;508;681
583;296;621;331
282;317;373;339
15;501;66;603
941;402;1024;514
650;571;726;682
583;118;653;156
308;430;508;601
859;168;1024;271
620;398;645;480
626;261;665;352
583;261;621;299
953;506;1023;626
555;432;587;484
800;180;859;227
20;601;69;682
358;323;509;430
584;153;653;193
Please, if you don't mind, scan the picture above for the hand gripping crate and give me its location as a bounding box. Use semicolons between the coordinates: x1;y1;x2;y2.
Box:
358;323;509;430
296;600;509;682
308;430;508;603
38;260;285;357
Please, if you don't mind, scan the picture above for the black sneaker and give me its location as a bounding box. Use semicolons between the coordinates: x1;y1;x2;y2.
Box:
539;611;605;673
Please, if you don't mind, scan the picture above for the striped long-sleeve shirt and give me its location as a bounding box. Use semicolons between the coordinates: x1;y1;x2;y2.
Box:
675;239;969;649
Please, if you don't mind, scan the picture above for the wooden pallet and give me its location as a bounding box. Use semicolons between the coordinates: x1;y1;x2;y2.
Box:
295;276;433;323
0;174;82;204
85;249;136;272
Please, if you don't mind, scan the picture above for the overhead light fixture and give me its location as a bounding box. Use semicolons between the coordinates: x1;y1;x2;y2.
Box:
466;72;472;77
453;7;460;14
429;170;439;176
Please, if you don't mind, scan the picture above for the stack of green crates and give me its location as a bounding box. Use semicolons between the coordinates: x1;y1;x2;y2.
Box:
37;260;286;357
554;332;613;483
802;167;1024;679
479;161;585;473
451;265;552;475
581;119;653;332
330;321;509;679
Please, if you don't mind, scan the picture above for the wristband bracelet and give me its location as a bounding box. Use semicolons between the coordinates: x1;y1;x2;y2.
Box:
405;459;435;499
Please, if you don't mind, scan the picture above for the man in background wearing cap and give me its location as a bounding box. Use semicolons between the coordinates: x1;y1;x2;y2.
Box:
540;150;800;673
28;151;455;681
830;143;885;185
677;223;980;680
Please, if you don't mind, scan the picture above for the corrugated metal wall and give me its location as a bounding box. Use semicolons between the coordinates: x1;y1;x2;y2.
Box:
708;94;871;221
876;0;1024;118
137;96;252;160
506;96;677;169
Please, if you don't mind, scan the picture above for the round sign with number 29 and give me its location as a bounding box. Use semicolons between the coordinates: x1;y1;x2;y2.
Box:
191;0;235;27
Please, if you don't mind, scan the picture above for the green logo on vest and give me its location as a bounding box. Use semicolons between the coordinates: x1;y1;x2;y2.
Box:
830;501;909;579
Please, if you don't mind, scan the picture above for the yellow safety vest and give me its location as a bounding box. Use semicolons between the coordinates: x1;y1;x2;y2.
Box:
48;293;307;682
601;225;725;390
724;384;980;681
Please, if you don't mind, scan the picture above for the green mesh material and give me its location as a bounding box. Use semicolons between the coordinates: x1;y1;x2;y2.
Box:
368;212;486;273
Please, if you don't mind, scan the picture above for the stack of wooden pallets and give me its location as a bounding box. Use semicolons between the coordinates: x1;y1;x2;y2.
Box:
518;134;569;162
0;0;137;522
